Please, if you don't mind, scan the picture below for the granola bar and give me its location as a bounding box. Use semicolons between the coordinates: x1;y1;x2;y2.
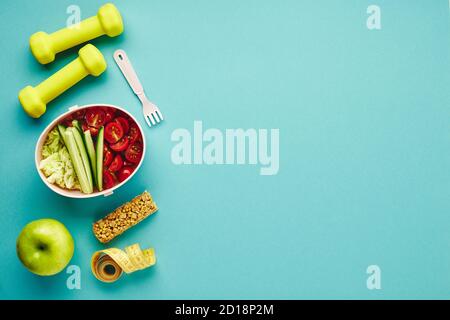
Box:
93;191;158;243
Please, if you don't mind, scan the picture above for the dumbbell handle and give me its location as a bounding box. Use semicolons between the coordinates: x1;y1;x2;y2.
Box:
37;58;89;103
50;17;105;54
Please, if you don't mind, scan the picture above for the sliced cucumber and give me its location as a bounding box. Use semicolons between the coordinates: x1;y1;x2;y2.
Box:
65;130;92;194
96;126;104;191
84;130;97;188
57;124;68;146
72;120;83;133
71;127;93;193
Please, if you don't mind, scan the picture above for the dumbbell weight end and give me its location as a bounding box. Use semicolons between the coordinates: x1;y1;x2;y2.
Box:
19;86;46;119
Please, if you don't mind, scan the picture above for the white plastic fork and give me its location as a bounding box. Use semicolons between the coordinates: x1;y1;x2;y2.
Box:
113;49;163;127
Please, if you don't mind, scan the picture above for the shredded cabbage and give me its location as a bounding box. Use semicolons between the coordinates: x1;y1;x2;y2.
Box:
40;128;80;190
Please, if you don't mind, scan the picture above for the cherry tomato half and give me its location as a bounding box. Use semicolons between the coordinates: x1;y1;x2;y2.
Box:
127;123;141;144
103;108;115;124
103;146;114;167
125;142;143;164
110;137;129;152
104;121;124;144
117;166;135;183
85;108;106;128
103;170;117;190
82;122;99;137
72;110;86;120
114;117;130;135
109;155;124;172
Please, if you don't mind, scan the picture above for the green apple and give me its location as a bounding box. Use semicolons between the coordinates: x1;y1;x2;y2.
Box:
16;219;74;276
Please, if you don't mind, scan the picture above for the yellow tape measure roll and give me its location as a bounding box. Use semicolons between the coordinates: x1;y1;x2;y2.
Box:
91;244;156;283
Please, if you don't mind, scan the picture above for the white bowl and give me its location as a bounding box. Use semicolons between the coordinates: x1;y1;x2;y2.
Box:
35;103;146;199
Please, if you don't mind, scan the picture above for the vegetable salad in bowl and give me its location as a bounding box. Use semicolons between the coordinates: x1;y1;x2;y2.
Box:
37;105;145;197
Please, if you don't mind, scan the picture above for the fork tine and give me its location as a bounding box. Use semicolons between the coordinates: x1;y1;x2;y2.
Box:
149;114;156;125
156;110;164;121
144;115;152;127
152;112;161;123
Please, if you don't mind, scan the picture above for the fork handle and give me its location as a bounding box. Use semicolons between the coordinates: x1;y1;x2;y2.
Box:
113;49;144;95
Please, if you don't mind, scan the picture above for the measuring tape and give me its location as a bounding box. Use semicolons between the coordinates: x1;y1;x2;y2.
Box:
91;243;156;283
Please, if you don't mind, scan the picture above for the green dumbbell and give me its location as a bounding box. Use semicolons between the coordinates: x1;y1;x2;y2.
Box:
30;3;123;64
19;44;107;118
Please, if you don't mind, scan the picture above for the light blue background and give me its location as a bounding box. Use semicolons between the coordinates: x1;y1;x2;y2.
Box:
0;0;449;299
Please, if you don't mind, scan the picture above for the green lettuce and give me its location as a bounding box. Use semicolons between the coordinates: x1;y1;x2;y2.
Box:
40;128;80;190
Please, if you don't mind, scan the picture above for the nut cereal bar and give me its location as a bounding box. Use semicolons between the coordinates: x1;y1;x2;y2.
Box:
93;191;158;243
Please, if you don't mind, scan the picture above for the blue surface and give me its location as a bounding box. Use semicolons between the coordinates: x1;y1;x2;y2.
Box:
0;0;449;299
